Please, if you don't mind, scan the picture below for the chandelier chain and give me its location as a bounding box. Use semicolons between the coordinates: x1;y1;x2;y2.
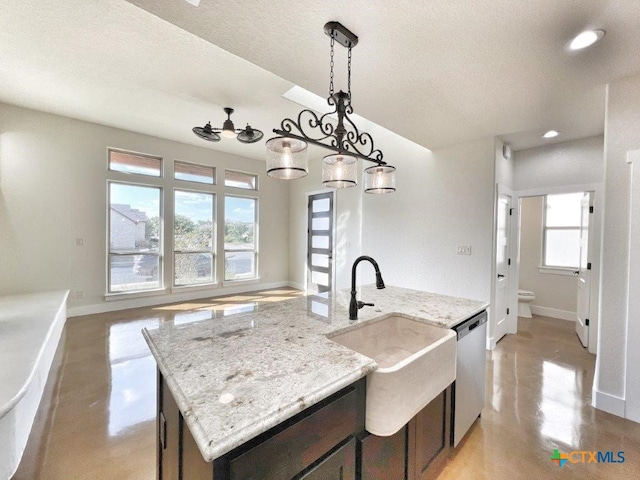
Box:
329;36;335;96
347;46;352;102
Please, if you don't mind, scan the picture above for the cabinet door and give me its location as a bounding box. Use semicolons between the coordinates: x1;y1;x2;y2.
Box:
358;427;406;480
410;388;450;480
299;439;355;480
159;375;180;480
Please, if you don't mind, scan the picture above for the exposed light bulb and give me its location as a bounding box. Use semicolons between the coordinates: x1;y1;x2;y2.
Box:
375;167;384;188
282;142;293;178
334;156;344;179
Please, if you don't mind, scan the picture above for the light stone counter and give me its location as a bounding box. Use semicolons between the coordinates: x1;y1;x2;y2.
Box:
142;285;488;462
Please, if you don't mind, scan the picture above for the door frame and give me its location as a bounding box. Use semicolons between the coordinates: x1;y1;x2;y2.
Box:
305;189;337;294
512;182;603;354
490;184;517;350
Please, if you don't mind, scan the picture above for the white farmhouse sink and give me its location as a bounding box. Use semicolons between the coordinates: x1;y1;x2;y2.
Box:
328;313;456;436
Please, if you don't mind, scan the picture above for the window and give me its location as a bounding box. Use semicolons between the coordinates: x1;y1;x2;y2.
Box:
108;182;162;292
109;149;161;177
224;196;257;281
225;169;257;190
543;193;583;268
107;148;262;294
174;161;215;184
174;190;215;286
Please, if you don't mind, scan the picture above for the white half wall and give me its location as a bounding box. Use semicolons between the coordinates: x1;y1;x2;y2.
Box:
0;102;290;314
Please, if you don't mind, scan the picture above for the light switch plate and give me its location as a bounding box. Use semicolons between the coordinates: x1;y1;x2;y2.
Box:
457;245;472;255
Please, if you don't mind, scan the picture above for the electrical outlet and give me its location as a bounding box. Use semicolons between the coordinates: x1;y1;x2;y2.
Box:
76;238;84;247
457;245;472;255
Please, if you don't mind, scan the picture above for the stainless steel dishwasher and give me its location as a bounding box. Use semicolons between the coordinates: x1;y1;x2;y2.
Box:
451;310;487;447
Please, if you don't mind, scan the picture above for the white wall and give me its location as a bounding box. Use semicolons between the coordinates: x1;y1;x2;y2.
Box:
0;102;290;316
519;196;577;315
361;137;495;304
514;135;604;191
597;73;640;421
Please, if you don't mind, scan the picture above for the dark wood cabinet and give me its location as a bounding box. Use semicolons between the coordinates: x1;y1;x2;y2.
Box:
358;387;451;480
358;426;406;480
299;439;356;480
157;370;451;480
409;387;451;480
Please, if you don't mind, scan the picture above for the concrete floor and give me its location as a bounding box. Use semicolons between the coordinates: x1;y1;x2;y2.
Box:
13;295;640;479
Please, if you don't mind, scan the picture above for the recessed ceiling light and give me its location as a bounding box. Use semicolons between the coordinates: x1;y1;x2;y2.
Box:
542;130;560;139
567;29;606;51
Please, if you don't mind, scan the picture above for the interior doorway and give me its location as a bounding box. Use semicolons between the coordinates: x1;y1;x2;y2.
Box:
516;190;597;352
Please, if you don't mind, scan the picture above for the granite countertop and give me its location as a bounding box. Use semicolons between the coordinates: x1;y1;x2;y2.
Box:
142;285;488;462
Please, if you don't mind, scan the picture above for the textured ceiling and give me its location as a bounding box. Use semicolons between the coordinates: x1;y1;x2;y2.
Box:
2;0;640;157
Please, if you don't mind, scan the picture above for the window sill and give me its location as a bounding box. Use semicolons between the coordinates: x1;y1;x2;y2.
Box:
170;283;220;294
222;277;261;287
105;288;167;301
538;266;578;276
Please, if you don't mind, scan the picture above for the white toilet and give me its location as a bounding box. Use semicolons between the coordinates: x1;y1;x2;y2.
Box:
518;289;536;318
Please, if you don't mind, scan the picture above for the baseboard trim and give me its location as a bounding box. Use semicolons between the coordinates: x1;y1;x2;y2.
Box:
592;388;626;418
67;280;291;317
530;305;576;321
287;281;305;291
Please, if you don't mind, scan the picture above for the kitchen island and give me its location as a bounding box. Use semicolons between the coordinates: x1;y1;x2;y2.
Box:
143;285;488;479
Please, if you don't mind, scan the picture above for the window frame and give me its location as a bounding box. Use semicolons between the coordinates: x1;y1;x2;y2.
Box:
108;147;163;177
223;194;259;282
541;193;582;270
224;169;259;191
107;179;164;294
173;187;217;287
174;160;216;185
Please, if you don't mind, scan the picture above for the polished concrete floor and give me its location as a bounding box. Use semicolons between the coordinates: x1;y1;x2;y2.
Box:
13;299;640;479
439;315;640;479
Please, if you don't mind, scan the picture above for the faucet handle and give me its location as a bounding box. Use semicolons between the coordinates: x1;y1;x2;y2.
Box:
357;301;374;309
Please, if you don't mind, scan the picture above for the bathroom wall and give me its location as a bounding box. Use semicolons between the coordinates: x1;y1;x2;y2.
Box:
0;102;290;316
519;196;577;318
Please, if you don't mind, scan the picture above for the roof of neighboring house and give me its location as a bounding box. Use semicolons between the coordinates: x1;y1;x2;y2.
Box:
111;204;148;224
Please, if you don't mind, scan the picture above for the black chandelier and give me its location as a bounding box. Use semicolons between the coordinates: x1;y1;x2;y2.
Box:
193;107;264;144
266;22;396;193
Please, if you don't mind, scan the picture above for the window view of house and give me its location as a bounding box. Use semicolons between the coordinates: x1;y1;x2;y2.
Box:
174;190;214;286
108;182;162;292
224;196;257;280
543;192;583;268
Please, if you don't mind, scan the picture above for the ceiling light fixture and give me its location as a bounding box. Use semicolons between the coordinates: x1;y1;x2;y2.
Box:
567;29;605;51
193;107;264;144
266;22;396;194
542;130;560;139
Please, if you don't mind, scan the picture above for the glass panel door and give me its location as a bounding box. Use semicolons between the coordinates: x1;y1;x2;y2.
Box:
307;192;334;294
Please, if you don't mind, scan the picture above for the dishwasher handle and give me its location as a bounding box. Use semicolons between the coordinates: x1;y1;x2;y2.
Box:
455;311;487;340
